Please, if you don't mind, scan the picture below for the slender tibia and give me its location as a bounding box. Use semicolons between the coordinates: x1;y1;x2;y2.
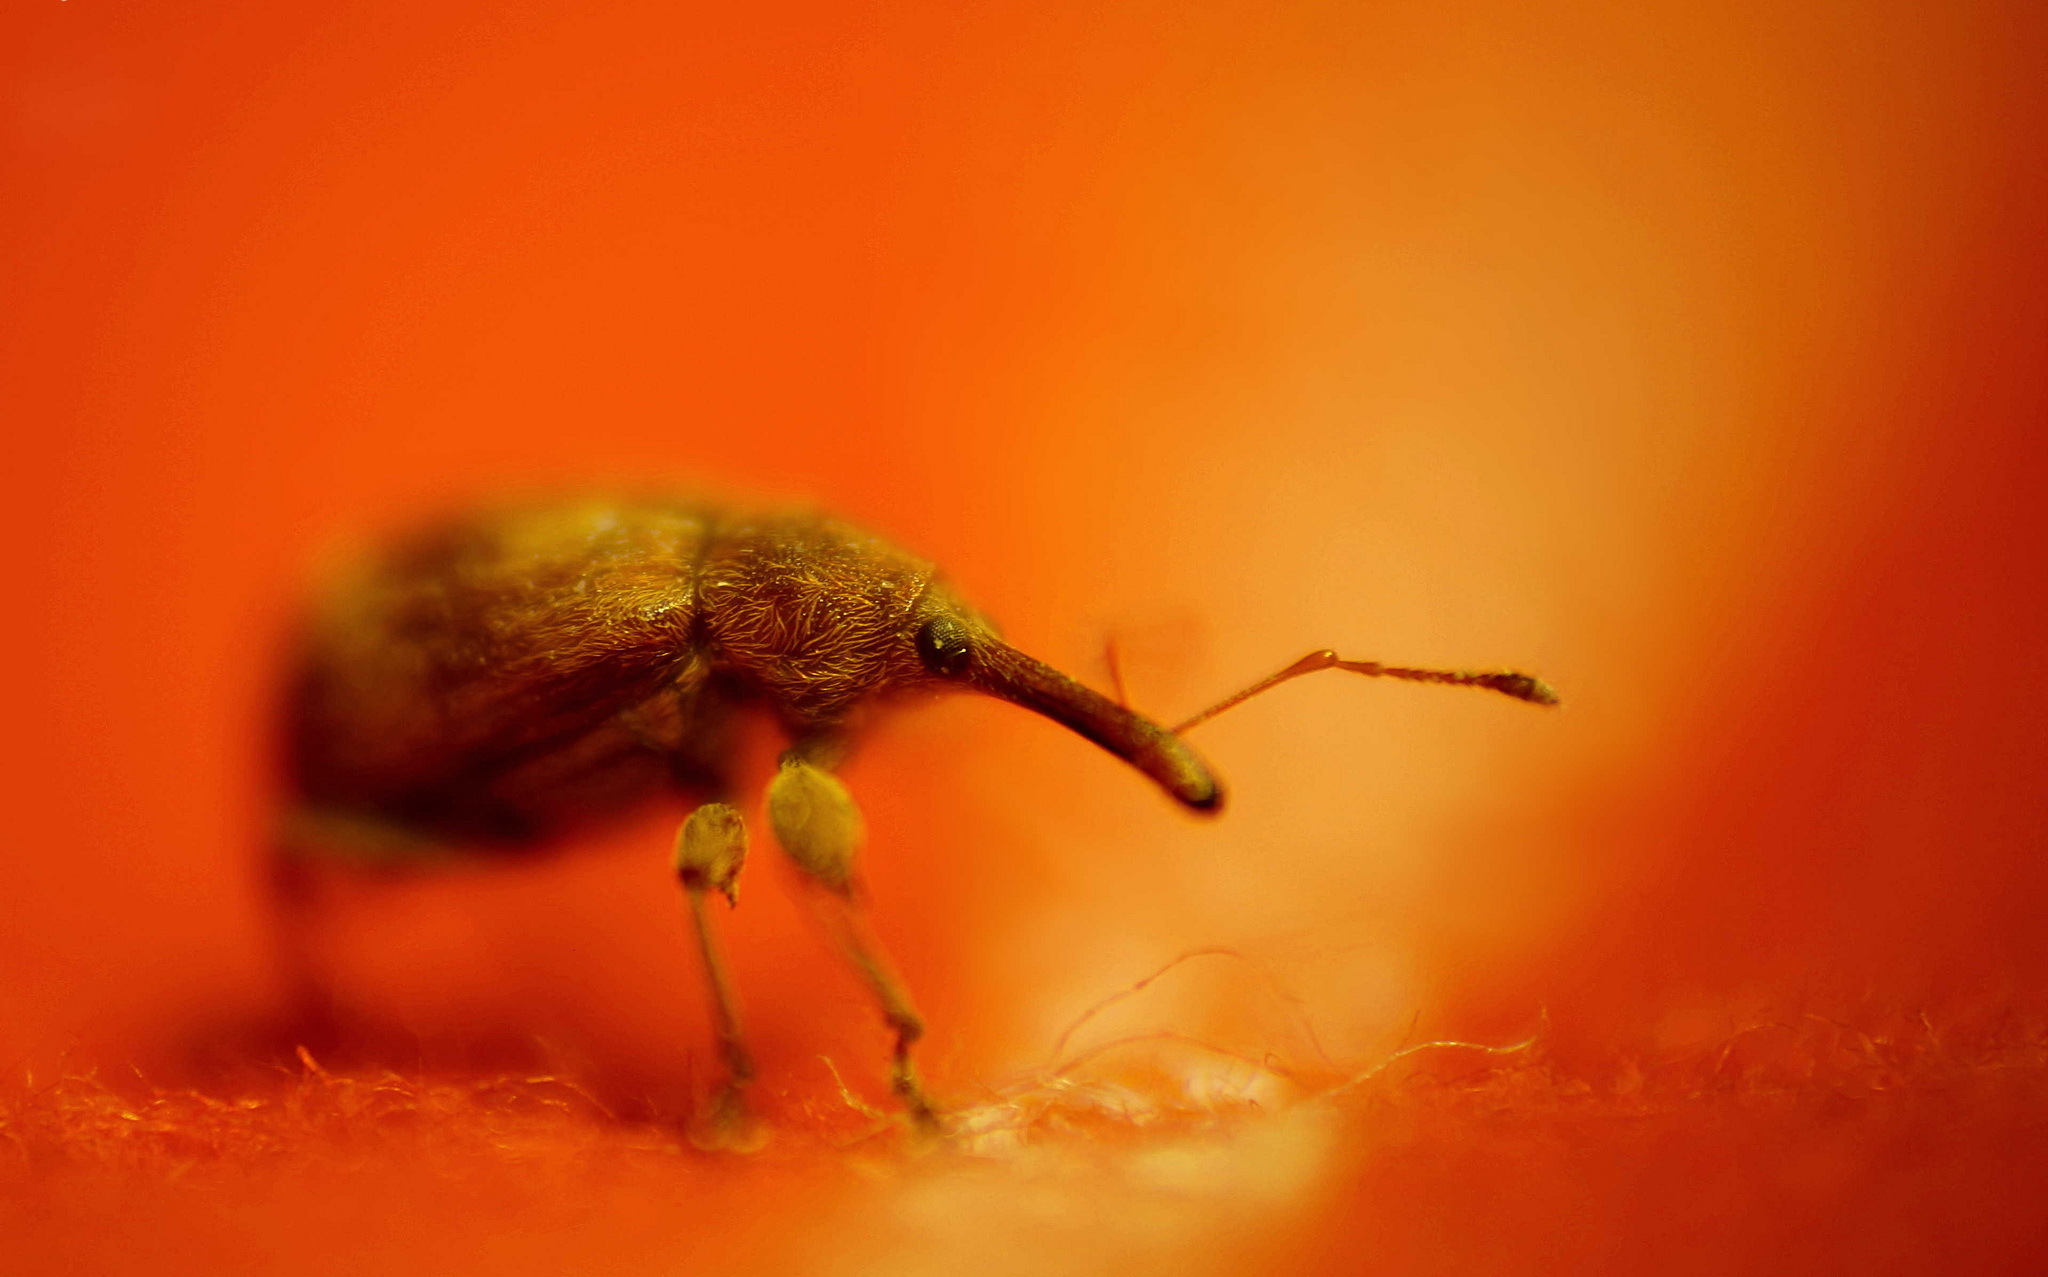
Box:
767;758;941;1133
1173;649;1559;735
266;845;342;1057
674;802;763;1151
810;891;937;1131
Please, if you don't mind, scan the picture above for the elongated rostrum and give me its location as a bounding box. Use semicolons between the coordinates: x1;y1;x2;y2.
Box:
281;495;1556;1144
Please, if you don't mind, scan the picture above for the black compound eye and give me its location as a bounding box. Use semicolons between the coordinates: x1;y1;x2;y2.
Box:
916;615;974;677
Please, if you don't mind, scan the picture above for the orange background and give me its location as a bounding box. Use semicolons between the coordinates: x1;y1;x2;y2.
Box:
5;0;2045;1272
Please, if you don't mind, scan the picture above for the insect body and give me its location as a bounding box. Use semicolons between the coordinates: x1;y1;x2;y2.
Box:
281;494;1554;1144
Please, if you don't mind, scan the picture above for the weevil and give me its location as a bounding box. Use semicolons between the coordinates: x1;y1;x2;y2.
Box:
278;494;1555;1144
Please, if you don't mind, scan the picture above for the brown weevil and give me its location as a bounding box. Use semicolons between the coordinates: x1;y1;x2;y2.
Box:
278;494;1556;1144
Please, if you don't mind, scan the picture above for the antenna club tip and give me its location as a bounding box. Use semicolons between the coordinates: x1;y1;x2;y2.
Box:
1487;672;1561;706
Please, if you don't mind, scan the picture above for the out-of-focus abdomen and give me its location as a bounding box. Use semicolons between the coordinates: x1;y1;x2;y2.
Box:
283;497;716;848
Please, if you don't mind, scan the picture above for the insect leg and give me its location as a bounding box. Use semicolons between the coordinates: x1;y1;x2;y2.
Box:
266;807;453;1058
1172;650;1560;734
673;801;765;1151
765;757;940;1133
266;839;341;1058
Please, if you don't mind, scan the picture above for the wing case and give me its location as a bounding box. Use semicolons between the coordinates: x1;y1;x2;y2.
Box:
286;497;712;843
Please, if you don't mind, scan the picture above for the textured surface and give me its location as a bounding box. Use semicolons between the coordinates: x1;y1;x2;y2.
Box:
7;1015;2047;1277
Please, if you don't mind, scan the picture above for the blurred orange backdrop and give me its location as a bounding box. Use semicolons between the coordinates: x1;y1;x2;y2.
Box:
5;0;2045;1272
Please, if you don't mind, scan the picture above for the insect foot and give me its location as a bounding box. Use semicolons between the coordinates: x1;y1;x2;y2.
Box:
674;803;766;1153
768;758;942;1136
